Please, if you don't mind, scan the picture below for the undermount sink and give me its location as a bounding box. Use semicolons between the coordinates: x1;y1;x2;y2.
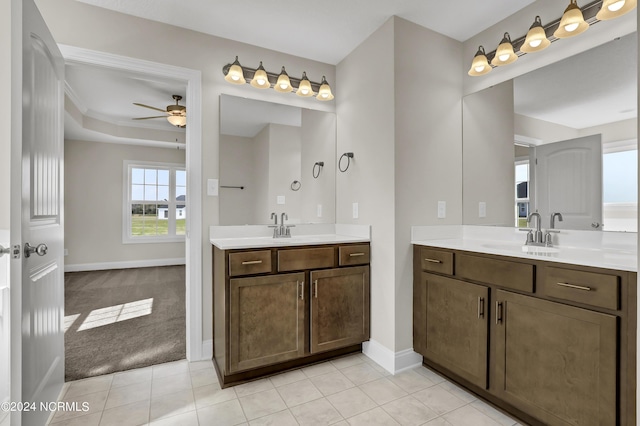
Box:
481;242;559;255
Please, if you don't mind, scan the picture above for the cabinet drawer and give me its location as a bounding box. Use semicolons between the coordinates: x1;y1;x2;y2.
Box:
278;247;335;272
339;245;370;266
229;250;272;276
456;254;533;292
542;267;619;310
419;248;453;275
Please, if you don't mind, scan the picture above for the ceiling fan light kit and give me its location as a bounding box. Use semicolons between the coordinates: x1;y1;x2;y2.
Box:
468;0;635;77
222;57;335;101
133;94;187;128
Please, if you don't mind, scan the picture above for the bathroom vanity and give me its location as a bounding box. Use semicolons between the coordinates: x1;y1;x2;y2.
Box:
412;226;637;426
210;224;371;387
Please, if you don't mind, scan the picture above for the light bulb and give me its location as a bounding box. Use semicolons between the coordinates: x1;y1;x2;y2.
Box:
529;39;542;48
231;74;240;81
564;22;579;32
499;54;509;62
608;0;625;11
301;88;309;94
280;83;288;89
475;65;485;73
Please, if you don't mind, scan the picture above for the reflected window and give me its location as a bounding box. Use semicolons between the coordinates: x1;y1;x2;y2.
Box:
603;148;637;232
515;161;530;228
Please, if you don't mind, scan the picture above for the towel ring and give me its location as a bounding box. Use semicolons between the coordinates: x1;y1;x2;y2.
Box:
313;161;324;179
291;180;301;191
339;152;354;172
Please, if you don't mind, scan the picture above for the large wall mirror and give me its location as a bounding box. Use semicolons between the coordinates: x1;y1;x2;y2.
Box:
463;32;637;232
219;95;336;225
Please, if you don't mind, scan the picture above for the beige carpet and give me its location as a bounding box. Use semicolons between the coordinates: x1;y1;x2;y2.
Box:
64;265;186;381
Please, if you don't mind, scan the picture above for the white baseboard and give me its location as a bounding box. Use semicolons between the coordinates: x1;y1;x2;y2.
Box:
202;339;213;360
362;339;422;375
64;258;186;272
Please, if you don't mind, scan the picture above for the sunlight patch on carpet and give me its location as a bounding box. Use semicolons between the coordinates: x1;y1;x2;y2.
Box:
64;314;81;333
77;298;154;331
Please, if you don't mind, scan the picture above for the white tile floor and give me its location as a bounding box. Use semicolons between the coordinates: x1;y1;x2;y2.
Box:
47;354;526;426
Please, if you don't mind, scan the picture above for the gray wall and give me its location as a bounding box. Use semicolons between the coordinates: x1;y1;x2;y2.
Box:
336;16;463;354
64;140;185;266
219;134;256;225
463;81;514;226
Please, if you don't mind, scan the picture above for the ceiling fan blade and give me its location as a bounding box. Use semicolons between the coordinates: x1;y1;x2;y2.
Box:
132;116;169;120
133;103;167;113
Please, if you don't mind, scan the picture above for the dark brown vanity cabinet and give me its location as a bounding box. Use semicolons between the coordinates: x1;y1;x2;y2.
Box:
413;245;636;426
214;243;370;387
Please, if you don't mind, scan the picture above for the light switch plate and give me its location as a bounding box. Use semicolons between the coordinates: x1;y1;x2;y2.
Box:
352;202;359;219
437;201;446;219
479;202;487;218
317;204;322;217
277;195;286;205
207;179;219;196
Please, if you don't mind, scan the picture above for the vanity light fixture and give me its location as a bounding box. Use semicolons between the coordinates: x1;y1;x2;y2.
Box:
223;58;335;100
467;46;492;76
520;16;550;53
491;33;518;66
224;56;245;85
296;72;313;97
554;0;589;38
596;0;637;19
275;66;293;93
250;62;270;89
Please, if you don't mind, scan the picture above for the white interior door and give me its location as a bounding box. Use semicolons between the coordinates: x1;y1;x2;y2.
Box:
532;134;603;230
14;0;65;424
0;232;10;426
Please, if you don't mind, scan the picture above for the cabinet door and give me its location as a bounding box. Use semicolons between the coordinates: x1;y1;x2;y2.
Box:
421;273;489;389
493;290;617;426
229;272;305;373
310;266;370;353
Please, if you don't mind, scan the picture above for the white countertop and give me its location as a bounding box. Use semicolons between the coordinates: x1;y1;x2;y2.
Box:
210;224;370;250
411;225;637;272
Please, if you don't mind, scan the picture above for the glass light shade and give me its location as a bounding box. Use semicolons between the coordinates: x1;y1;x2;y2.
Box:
167;114;186;127
274;66;293;93
296;72;314;97
316;76;334;101
224;56;245;85
520;16;550;53
491;33;517;66
250;62;270;89
596;0;637;20
467;46;491;76
554;1;589;38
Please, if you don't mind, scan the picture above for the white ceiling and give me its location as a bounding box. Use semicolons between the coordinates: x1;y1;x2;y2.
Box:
76;0;538;65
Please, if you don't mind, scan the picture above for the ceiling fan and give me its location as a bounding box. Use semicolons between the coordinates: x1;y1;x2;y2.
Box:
133;94;186;128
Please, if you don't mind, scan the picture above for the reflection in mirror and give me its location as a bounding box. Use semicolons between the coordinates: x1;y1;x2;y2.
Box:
219;95;336;225
463;32;637;232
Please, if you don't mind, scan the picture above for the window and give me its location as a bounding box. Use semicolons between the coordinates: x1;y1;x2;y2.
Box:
602;148;637;232
123;161;186;243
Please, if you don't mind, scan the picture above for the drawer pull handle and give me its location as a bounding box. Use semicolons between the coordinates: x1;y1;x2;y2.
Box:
349;253;366;257
496;301;503;324
314;280;318;298
424;258;442;264
556;282;592;291
478;297;484;319
241;260;263;265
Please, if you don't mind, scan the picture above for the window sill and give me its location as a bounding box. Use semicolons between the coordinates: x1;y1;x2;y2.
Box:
122;236;186;245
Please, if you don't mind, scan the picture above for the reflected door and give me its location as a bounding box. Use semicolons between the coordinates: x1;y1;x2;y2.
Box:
531;134;602;230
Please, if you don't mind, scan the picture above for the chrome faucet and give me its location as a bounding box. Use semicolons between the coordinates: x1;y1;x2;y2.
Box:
268;212;294;238
550;212;563;229
268;212;279;238
527;212;543;245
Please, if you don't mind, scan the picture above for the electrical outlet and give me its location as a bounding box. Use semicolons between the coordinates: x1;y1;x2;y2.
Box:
437;201;446;219
277;195;285;205
352;202;359;219
317;204;322;217
479;202;487;218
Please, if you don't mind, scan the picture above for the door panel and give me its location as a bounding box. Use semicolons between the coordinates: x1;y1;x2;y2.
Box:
20;1;65;424
422;273;489;389
310;266;370;353
532;134;602;230
493;290;616;426
229;273;305;372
